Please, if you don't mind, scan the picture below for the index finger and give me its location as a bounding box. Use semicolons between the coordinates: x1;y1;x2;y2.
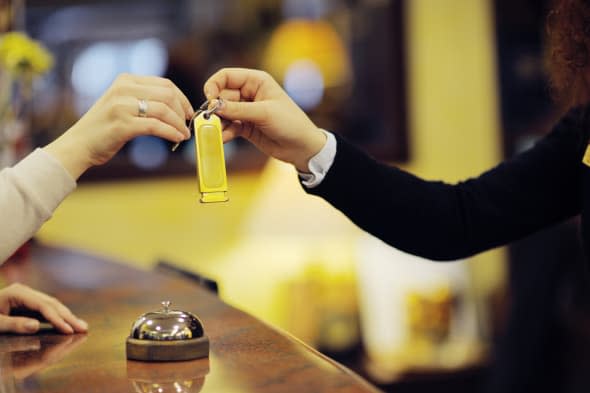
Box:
204;68;266;101
5;286;75;334
127;74;194;119
24;302;75;334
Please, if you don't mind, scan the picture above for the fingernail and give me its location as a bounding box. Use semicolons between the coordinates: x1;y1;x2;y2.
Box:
214;98;225;111
25;320;39;332
78;319;88;330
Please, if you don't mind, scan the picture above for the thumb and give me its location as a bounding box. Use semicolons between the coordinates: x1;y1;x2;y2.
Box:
215;99;267;124
0;315;39;334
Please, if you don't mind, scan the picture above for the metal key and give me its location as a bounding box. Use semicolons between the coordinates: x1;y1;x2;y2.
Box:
171;99;223;152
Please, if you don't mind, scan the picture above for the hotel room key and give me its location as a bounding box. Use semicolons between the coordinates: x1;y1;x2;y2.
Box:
172;99;229;203
194;109;229;203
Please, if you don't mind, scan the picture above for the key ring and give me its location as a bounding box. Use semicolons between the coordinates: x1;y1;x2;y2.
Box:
201;98;223;120
172;98;224;151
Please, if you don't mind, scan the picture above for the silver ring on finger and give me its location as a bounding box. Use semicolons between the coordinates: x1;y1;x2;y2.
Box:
138;99;148;118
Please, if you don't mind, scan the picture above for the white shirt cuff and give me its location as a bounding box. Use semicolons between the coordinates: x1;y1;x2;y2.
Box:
299;129;337;188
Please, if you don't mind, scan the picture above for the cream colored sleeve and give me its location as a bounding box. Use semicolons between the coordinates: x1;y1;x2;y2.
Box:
0;148;76;262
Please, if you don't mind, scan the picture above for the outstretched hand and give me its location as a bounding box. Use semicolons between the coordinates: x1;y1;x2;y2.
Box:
44;73;194;179
203;68;326;172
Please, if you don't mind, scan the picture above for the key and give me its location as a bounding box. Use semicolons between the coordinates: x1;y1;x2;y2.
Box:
171;100;211;152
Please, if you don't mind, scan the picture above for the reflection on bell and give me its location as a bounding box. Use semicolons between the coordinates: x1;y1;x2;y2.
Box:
126;301;209;361
127;357;210;393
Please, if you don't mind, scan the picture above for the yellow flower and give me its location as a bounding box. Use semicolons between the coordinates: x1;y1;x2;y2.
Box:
0;32;54;77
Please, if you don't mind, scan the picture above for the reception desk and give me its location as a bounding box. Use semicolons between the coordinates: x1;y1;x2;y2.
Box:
0;243;381;393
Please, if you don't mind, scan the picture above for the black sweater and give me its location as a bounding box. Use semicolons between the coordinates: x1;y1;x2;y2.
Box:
305;107;590;261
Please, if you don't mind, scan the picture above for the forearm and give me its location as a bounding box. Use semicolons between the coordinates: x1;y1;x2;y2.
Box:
0;149;76;262
304;136;471;260
304;129;582;260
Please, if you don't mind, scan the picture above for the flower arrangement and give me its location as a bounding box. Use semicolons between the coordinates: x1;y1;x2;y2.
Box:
0;31;54;166
0;31;53;77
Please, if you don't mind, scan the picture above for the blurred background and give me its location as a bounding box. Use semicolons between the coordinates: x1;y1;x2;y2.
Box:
2;0;583;392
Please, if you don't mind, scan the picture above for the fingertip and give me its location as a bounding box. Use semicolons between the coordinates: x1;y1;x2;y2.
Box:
213;98;225;111
75;318;88;332
24;319;39;334
204;85;217;101
177;131;187;142
59;322;74;335
186;100;195;117
221;129;236;143
214;100;228;117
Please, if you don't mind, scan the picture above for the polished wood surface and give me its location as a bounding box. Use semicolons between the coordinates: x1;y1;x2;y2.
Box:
0;244;381;393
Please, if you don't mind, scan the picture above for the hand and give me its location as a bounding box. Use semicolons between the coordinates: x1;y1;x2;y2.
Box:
44;73;195;179
0;283;88;334
203;68;327;172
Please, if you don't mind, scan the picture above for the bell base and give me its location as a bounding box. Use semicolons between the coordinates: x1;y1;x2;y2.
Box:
126;336;209;362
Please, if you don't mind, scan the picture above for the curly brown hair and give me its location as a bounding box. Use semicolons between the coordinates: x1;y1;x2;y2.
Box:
546;0;590;108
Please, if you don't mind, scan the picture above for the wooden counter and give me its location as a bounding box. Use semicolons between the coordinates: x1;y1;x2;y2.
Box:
0;244;381;393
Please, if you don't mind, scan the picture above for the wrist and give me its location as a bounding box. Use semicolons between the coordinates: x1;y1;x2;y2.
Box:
293;128;327;172
43;130;93;180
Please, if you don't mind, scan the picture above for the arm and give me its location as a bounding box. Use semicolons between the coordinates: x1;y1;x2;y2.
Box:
0;73;194;262
0;149;75;262
204;68;586;260
307;111;585;260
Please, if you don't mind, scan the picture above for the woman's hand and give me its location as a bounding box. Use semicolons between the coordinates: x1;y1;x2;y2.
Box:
203;68;326;172
0;283;88;334
44;73;194;179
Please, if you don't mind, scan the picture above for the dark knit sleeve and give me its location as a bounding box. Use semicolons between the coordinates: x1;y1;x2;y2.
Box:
304;108;587;261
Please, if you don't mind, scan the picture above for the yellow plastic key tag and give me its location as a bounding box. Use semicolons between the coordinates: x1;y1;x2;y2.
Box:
583;144;590;167
194;112;229;203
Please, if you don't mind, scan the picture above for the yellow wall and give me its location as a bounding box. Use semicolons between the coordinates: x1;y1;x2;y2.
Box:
36;0;505;353
404;0;506;304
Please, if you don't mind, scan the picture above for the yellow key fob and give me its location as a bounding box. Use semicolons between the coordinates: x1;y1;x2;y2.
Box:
583;144;590;167
194;112;229;203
